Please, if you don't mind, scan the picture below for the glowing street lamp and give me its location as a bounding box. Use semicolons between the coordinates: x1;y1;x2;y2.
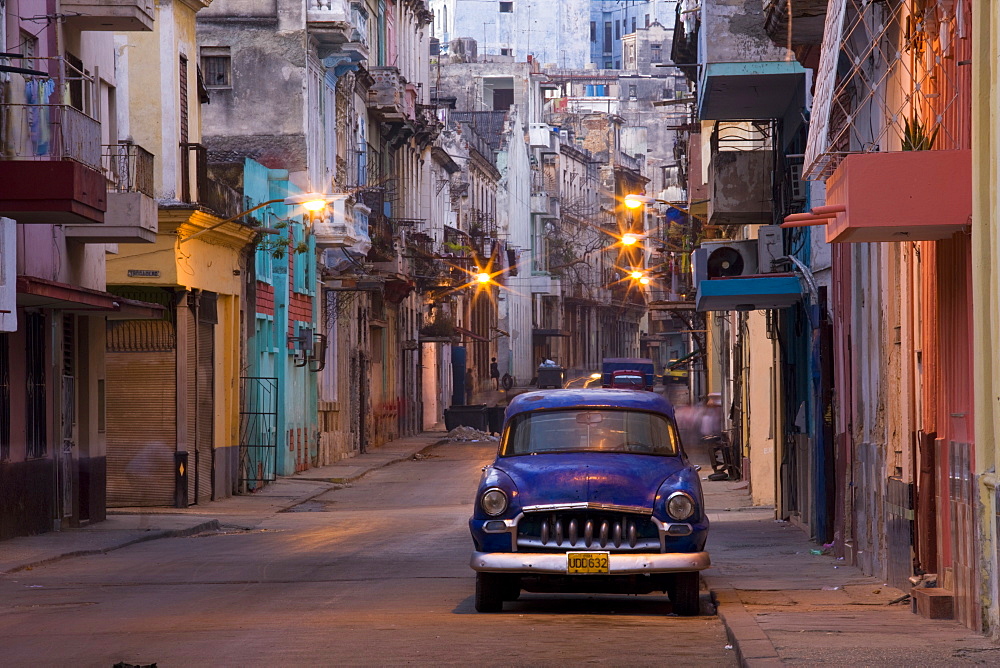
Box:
630;270;644;280
621;233;640;246
181;191;348;244
639;276;651;285
623;193;707;222
476;271;492;284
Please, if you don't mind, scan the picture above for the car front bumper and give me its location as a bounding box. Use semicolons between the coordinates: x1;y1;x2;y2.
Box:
470;550;710;575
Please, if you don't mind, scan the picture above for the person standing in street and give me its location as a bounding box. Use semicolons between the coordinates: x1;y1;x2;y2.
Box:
489;357;500;390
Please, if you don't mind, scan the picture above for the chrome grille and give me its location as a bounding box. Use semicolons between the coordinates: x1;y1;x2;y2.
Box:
517;510;661;552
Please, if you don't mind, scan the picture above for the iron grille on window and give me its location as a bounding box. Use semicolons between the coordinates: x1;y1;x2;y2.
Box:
202;55;231;88
26;313;46;459
0;333;9;461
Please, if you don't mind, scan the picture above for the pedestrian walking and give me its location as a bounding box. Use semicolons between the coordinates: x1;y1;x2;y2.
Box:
489;357;500;389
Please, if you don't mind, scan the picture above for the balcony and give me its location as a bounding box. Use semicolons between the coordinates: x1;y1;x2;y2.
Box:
313;0;369;74
314;200;372;253
822;150;972;243
367;67;406;123
0;103;106;224
64;143;157;243
695;274;803;312
696;0;805;120
763;0;827;52
62;0;154;31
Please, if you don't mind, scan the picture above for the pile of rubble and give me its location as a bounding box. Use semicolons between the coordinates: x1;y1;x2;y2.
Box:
442;426;499;443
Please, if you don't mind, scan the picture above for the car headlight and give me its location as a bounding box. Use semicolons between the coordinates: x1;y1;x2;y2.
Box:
666;491;695;521
480;488;508;516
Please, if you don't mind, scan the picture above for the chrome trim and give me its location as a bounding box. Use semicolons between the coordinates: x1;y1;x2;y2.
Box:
521;502;654;515
470;550;711;574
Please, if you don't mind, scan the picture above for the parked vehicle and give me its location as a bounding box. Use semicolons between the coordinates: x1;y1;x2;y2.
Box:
468;389;710;614
601;357;656;391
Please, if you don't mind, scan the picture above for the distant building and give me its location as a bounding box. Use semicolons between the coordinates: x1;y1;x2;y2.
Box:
429;0;591;69
590;0;677;69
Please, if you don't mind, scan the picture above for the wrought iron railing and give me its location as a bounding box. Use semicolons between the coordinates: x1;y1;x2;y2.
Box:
0;103;101;169
102;142;154;196
181;142;243;219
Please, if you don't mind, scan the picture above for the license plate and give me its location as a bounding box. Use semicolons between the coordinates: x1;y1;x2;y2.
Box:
567;551;610;574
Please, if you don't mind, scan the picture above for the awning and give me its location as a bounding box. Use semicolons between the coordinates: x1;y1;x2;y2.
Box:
17;276;165;319
455;326;488;342
666;349;703;370
532;328;571;338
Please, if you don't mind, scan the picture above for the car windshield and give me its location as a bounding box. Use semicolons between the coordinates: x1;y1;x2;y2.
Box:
500;409;680;457
611;374;644;388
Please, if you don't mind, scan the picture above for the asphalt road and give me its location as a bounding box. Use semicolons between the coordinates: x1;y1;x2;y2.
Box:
0;441;735;667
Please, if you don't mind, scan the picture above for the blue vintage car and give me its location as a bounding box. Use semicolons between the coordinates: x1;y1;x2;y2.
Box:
469;389;709;614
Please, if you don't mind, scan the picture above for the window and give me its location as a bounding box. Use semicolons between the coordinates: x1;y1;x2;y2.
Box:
651;44;662;63
615;20;620;40
500;48;512;56
590;21;596;42
605;60;613;69
604;22;612;51
628;84;637;100
499;1;513;12
631;17;636;33
20;31;37;72
645;14;650;27
201;47;231;88
25;312;46;459
0;333;8;461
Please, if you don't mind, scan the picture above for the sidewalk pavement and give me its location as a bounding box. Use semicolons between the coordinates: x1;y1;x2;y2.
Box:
701;475;999;666
2;428;998;665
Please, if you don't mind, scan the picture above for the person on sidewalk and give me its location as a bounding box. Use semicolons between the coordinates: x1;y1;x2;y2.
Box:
489;358;500;390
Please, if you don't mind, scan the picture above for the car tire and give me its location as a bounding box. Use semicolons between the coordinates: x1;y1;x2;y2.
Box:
503;576;521;601
475;572;505;612
669;572;701;616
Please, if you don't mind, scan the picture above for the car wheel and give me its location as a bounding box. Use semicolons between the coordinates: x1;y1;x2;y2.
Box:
669;572;701;616
475;572;505;612
503;576;521;601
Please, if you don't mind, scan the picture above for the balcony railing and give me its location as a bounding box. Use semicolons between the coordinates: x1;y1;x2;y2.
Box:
181;143;243;219
103;143;154;196
0;103;101;169
368;67;406;122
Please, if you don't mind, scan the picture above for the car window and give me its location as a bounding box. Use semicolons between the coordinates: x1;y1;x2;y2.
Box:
500;409;679;456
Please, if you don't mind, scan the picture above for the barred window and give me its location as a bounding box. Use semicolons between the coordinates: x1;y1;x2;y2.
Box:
201;47;231;88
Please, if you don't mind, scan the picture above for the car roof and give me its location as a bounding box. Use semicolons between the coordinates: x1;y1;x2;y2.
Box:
505;389;676;420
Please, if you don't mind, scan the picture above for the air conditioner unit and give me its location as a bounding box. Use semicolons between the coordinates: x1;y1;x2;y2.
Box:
702;239;759;279
788;163;806;202
756;225;783;273
693;234;803;312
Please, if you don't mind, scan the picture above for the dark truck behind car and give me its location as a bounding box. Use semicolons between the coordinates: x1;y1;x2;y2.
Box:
601;357;656;391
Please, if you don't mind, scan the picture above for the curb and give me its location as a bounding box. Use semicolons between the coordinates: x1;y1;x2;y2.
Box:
706;579;782;667
297;438;449;485
3;520;221;575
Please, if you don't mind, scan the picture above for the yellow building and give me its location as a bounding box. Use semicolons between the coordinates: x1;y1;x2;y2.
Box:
103;0;253;506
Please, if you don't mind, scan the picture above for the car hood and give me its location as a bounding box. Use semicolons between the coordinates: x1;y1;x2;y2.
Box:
495;452;687;509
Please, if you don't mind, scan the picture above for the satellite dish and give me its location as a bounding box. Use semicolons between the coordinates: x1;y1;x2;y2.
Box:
707;247;744;278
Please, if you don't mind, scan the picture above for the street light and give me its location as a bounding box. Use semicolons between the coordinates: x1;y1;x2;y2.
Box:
623;193;707;222
180;192;348;244
476;271;491;284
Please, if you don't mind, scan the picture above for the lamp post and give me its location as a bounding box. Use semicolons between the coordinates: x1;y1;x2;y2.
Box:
623;193;707;222
179;192;348;244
